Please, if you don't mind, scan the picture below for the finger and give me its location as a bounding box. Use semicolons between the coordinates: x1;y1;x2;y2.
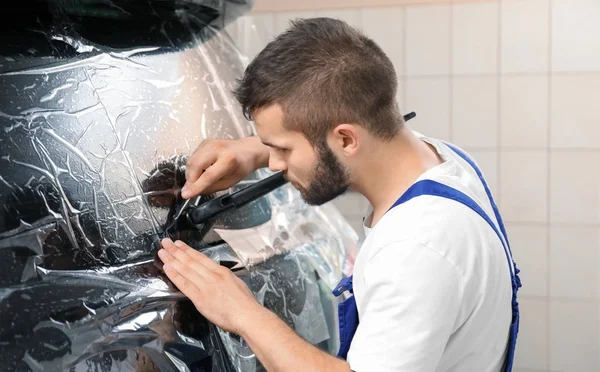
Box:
172;239;221;271
183;153;218;199
201;178;240;195
159;255;204;300
160;238;215;276
185;142;217;182
183;156;233;198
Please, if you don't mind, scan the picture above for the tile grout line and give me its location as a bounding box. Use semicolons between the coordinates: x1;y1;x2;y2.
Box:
496;0;502;208
521;295;600;304
251;0;501;14
546;0;553;369
448;3;454;142
402;6;408;113
398;70;600;79
463;147;600;153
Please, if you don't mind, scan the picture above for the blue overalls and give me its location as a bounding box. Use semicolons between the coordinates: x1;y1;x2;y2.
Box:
332;143;522;371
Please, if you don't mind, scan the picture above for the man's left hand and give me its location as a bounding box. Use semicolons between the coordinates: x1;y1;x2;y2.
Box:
157;238;261;335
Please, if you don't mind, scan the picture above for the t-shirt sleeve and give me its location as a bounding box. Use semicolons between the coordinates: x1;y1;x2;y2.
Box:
347;239;465;372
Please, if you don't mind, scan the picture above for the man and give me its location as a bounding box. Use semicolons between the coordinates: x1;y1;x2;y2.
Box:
157;17;521;372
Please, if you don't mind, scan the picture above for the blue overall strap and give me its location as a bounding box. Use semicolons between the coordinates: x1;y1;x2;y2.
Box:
442;142;521;372
333;274;357;359
444;142;521;283
333;275;354;296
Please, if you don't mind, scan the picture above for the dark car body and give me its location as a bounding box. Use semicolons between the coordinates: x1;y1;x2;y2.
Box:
0;1;357;371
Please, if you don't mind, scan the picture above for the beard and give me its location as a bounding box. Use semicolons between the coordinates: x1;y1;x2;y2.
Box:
298;143;350;206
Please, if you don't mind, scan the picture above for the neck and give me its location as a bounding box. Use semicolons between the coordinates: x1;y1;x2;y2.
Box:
352;128;444;227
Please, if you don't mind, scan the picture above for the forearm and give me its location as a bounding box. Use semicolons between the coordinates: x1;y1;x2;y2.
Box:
241;135;270;169
240;304;351;372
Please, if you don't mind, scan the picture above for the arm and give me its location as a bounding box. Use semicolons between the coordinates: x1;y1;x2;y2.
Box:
238;304;351;372
157;238;351;372
347;239;464;372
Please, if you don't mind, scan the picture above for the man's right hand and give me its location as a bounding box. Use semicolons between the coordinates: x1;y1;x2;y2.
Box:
181;136;270;199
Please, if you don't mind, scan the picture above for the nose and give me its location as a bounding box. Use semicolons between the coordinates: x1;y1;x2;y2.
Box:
268;149;287;173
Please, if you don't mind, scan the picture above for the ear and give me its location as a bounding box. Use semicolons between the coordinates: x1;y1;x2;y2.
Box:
331;124;359;156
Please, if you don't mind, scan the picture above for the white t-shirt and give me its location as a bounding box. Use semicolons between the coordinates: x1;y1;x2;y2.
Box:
347;133;512;372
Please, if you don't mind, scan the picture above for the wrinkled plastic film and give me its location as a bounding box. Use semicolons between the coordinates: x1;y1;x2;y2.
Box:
0;2;358;371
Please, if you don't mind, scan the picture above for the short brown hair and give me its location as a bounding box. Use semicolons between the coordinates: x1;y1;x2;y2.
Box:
233;17;403;146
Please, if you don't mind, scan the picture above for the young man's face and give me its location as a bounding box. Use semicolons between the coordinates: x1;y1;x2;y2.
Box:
253;104;349;205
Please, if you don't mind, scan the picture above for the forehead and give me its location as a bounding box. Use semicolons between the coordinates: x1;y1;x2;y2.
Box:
253;104;285;134
253;104;307;146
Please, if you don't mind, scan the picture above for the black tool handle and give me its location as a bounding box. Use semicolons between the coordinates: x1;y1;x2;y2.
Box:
228;171;287;207
188;171;288;225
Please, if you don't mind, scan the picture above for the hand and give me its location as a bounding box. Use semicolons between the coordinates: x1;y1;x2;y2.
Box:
157;238;261;335
157;240;351;372
182;136;269;199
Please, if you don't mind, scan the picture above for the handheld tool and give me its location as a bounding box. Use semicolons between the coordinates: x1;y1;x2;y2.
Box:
165;171;288;234
188;170;287;226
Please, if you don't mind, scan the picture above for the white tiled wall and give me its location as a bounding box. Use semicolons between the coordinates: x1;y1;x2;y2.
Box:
406;5;451;76
405;77;451;140
551;0;600;72
226;1;600;370
452;76;498;148
501;0;549;73
500;75;549;148
452;2;499;75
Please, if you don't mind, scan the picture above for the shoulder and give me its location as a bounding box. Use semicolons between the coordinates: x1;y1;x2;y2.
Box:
367;193;488;261
361;237;467;294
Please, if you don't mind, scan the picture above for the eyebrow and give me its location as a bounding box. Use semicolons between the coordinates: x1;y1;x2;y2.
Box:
261;140;280;149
